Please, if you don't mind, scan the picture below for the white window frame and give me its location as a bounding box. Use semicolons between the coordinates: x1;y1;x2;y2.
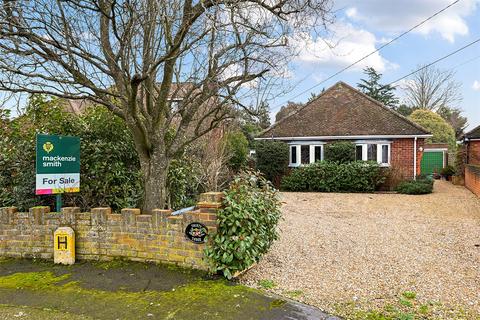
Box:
288;143;325;167
289;145;300;167
309;145;324;163
355;142;391;167
377;144;391;166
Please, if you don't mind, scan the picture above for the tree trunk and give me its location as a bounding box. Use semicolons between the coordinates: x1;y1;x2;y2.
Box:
138;148;170;213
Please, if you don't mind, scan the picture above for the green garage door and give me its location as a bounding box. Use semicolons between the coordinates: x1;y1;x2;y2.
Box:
421;151;444;175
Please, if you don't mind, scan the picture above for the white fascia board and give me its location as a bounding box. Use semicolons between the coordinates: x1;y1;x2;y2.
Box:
287;141;326;145
255;134;433;141
424;148;448;152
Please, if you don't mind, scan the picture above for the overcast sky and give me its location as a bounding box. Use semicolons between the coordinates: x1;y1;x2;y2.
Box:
271;0;480;131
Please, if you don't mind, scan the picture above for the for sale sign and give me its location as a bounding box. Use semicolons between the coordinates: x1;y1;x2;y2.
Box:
36;134;80;195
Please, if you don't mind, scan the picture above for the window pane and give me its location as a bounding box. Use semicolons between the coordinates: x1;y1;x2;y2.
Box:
291;146;297;164
382;145;389;163
356;145;363;161
367;144;377;161
301;145;310;164
314;146;322;162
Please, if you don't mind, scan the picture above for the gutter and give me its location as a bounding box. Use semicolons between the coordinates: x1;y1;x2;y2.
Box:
254;134;433;141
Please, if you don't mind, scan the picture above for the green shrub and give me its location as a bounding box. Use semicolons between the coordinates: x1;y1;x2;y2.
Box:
0;95;202;211
255;140;289;183
224;131;249;172
440;165;455;177
324;141;356;163
395;178;433;195
167;152;201;210
205;170;282;279
281;161;385;192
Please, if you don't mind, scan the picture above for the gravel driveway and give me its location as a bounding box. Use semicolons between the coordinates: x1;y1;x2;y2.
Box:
240;181;480;319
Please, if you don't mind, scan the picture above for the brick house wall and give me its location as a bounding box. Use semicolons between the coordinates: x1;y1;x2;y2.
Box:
467;140;480;165
465;165;480;197
390;138;425;179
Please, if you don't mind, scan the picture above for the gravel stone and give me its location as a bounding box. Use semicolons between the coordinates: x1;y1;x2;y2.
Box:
240;181;480;318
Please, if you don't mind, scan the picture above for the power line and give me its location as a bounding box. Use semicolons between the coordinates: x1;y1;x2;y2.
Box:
448;53;480;70
270;0;461;112
386;37;480;87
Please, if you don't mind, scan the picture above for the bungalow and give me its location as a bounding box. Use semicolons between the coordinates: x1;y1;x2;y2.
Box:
256;82;432;180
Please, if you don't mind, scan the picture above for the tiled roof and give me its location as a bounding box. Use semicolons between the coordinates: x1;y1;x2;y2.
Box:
258;82;430;138
465;124;480;139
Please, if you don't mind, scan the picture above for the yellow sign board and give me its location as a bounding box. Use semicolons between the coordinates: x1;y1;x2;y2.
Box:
54;227;75;265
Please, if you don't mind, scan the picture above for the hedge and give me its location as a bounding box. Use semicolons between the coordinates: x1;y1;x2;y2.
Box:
255;140;289;183
324;141;356;163
395;177;433;195
281;161;385;192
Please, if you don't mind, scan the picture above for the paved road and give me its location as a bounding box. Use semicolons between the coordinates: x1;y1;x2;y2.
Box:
0;259;339;320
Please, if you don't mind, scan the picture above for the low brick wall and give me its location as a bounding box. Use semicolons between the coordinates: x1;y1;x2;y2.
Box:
0;192;222;270
465;165;480;197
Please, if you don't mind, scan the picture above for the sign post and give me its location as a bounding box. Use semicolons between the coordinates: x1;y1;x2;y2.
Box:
36;134;80;212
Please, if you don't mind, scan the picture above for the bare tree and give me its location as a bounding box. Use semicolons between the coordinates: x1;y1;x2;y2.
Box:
402;65;462;112
0;0;332;211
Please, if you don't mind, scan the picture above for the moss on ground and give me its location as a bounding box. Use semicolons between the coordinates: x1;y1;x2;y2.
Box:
0;271;283;320
333;291;478;320
0;272;70;290
0;304;92;320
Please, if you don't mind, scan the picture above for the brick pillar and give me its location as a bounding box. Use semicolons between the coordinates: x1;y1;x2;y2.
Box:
61;207;81;226
0;207;17;225
29;206;50;225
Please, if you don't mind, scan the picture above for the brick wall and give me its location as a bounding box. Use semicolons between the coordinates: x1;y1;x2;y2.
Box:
467;140;480;165
465;165;480;197
390;138;425;179
0;192;222;270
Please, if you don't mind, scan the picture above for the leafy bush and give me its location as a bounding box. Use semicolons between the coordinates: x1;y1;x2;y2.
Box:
395;177;433;195
281;161;385;192
324;141;356;163
205;170;282;279
224;131;249;172
167;152;201;210
440;165;455;177
0;95;202;211
409;109;456;149
255;140;289;183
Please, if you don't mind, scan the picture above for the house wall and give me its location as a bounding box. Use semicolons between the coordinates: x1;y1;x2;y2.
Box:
390;138;425;179
0;192;222;270
467;140;480;165
465;165;480;197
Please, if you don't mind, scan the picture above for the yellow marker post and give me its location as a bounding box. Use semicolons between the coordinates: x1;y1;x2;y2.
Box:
54;227;75;265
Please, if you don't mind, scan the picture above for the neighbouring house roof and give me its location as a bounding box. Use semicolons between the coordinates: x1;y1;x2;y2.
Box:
257;82;431;139
464;124;480;139
59;82;195;115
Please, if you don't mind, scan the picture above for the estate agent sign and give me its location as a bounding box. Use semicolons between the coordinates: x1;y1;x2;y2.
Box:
36;134;80;195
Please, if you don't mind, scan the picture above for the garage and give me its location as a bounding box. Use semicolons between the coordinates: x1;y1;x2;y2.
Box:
421;144;448;175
